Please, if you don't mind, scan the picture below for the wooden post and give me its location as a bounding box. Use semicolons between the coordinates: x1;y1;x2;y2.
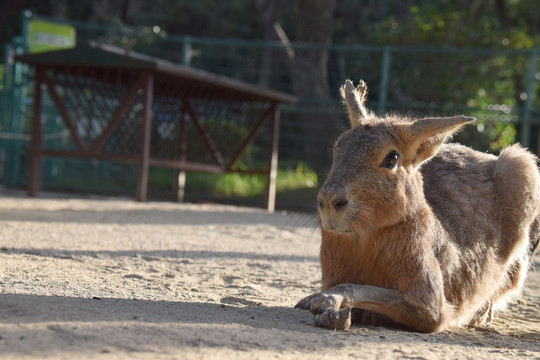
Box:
136;72;153;202
177;102;188;203
28;67;43;197
265;103;280;213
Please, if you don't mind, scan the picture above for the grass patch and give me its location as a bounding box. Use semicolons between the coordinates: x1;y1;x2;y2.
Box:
40;160;319;209
184;162;318;197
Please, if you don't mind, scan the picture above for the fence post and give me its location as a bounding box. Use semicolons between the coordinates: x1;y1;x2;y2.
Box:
3;10;32;188
378;46;391;115
520;49;538;148
265;102;280;213
4;37;26;188
1;44;12;187
28;66;44;196
136;72;154;202
182;35;192;66
21;10;32;52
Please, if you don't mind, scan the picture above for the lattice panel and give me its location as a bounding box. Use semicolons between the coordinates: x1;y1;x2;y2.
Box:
150;96;183;160
45;69;145;156
47;70;123;145
149;95;271;167
102;95;144;155
194;99;270;166
43;69;274;165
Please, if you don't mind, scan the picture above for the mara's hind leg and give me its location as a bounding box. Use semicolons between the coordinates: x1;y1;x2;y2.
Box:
528;215;540;261
351;309;395;327
492;257;529;314
471;215;539;327
468;302;493;327
468;257;528;327
494;215;540;312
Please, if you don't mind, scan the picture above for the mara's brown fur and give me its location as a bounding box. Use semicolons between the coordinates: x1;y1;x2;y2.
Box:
295;79;540;332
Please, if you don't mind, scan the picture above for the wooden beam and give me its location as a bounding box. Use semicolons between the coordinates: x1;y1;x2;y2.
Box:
265;103;280;213
182;98;226;168
89;73;144;153
136;72;154;202
43;71;87;152
28;66;44;197
149;159;223;173
40;150;139;163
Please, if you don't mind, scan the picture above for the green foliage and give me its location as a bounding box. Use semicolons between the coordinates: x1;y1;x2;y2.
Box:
454;114;517;153
358;0;537;153
185;162;318;197
215;173;265;197
368;1;537;49
276;162;317;191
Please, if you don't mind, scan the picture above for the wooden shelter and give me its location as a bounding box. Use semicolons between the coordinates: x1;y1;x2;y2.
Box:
16;42;296;212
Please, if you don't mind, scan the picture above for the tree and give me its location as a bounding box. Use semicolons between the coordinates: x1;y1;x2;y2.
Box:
255;0;339;177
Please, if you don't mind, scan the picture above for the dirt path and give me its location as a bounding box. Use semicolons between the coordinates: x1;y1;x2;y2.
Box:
0;192;538;359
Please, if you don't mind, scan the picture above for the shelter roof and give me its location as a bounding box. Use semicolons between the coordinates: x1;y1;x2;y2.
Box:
16;42;297;104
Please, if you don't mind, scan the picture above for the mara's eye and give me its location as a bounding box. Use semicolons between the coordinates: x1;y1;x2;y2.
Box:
381;150;400;169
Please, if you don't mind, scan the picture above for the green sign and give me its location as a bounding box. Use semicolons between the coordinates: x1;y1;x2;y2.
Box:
27;20;76;54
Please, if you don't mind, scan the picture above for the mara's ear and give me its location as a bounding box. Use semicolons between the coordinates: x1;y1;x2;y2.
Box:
340;79;368;127
408;116;476;166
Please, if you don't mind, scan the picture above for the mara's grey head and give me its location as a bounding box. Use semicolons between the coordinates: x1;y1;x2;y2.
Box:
317;79;475;236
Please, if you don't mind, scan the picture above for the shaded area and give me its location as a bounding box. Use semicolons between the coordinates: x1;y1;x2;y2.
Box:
0;247;318;264
1;293;539;356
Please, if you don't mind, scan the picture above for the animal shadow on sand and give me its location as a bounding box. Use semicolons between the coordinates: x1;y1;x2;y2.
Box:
1;293;538;355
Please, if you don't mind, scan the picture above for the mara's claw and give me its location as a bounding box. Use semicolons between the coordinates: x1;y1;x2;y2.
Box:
294;296;312;310
295;292;345;315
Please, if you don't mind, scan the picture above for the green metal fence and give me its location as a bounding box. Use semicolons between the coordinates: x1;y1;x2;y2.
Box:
1;11;539;207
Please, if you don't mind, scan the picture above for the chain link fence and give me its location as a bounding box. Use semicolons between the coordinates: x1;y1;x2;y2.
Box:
1;12;539;209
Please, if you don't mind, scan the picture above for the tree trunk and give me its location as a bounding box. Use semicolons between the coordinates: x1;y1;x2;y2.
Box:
254;0;339;178
254;0;278;87
494;0;510;29
290;0;340;178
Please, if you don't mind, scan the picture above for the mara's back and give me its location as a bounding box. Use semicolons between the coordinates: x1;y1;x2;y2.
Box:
422;143;539;254
422;143;499;249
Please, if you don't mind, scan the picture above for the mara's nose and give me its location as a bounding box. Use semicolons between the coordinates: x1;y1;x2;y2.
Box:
318;185;348;212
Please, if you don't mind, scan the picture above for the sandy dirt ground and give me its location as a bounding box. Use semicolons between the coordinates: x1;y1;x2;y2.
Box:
0;191;539;360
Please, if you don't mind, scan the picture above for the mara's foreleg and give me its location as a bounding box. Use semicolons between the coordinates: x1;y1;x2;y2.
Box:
295;283;445;332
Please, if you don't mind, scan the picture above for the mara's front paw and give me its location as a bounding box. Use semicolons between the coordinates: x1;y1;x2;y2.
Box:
314;306;352;330
295;291;352;330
